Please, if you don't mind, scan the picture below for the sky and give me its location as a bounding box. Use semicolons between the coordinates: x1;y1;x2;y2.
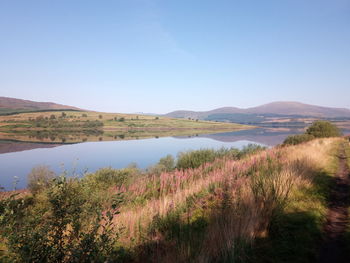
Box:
1;0;350;113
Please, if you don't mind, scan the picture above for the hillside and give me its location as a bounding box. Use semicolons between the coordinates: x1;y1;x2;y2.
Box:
0;96;82;114
165;101;350;120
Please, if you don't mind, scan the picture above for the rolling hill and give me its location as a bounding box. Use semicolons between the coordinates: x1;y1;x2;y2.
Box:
0;96;82;114
165;102;350;122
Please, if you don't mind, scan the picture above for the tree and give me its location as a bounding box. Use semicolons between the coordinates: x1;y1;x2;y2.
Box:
306;120;341;138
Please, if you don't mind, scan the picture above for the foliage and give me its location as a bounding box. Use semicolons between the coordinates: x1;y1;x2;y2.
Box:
283;120;341;145
84;167;136;190
176;149;218;170
176;145;265;170
238;144;267;158
158;155;175;172
27;166;56;194
0;176;124;262
147;155;175;175
283;134;315;145
306;120;342;138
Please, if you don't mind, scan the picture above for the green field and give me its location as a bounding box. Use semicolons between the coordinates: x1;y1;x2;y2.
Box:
0;111;252;143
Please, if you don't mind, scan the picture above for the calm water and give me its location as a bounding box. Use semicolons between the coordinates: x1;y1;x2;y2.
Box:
0;128;304;190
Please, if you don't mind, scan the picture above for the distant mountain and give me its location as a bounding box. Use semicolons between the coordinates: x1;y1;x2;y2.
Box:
165;101;350;122
0;96;82;114
246;102;350;118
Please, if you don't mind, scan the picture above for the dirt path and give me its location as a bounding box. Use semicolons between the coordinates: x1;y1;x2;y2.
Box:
318;144;350;263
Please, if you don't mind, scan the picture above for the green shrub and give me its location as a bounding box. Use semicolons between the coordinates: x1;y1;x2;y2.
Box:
84;167;132;190
176;146;265;170
158;155;175;172
306;120;341;138
283;121;341;146
177;149;217;170
238;144;266;158
0;176;123;262
27;166;56;194
148;155;175;175
283;134;315;145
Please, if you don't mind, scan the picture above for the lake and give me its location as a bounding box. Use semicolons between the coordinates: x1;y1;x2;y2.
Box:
0;127;310;190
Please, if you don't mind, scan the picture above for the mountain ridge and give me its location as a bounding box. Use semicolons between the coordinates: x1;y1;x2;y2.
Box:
165;101;350;119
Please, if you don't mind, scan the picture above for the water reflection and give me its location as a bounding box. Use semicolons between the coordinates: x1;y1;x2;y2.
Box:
1;127;346;190
200;127;305;146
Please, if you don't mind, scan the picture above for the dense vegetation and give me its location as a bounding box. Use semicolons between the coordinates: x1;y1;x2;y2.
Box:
283;120;342;145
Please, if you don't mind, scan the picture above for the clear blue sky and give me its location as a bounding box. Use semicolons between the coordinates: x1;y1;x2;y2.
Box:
1;0;349;113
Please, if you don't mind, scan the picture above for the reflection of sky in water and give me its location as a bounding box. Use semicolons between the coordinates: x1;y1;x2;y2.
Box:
0;136;262;190
2;127;349;190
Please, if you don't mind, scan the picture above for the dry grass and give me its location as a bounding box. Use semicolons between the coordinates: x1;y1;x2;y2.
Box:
103;138;342;262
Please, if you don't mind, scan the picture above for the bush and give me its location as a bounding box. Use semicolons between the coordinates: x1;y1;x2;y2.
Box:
176;146;265;170
283;121;341;146
283;134;315;145
238;144;266;158
306;120;341;138
0;176;123;262
158;155;175;172
84;167;131;189
177;149;217;170
148;155;175;175
27;166;56;194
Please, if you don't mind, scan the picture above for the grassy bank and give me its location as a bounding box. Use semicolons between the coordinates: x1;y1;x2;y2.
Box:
0;111;251;143
0;137;346;262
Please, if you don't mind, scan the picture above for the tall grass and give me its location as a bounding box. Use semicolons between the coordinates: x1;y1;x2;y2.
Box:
113;138;341;262
0;139;342;262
